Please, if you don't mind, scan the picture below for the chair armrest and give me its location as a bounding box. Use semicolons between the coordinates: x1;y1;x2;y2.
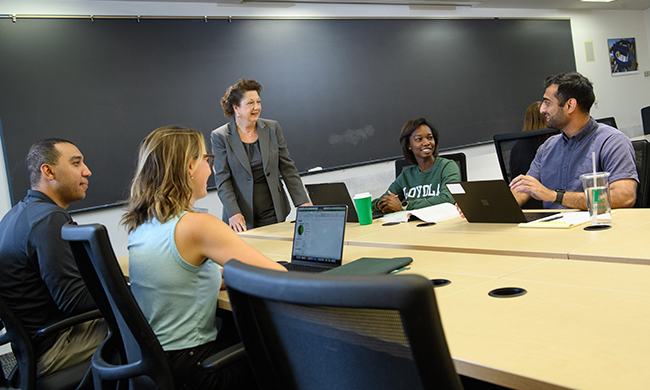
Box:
89;333;146;381
35;309;102;338
0;333;10;346
200;342;246;372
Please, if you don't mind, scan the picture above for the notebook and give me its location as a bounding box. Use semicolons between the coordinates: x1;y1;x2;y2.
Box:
282;205;348;273
305;182;383;223
446;180;559;223
324;257;413;275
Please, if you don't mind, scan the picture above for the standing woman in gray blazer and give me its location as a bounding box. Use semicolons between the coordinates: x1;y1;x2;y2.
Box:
212;79;311;232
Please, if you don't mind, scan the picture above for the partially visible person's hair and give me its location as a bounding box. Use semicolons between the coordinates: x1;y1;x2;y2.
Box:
220;78;263;119
523;101;547;131
25;138;74;189
121;126;204;233
544;72;595;113
399;117;440;166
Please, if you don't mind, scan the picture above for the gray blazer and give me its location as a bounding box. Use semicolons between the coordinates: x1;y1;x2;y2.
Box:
211;118;310;229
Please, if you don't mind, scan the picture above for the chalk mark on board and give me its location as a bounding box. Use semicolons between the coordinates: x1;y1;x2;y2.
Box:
329;125;375;146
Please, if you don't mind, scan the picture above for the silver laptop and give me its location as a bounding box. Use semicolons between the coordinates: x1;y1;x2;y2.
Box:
447;180;558;223
281;205;348;273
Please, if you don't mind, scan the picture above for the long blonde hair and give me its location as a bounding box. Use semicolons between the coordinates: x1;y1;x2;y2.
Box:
121;126;204;233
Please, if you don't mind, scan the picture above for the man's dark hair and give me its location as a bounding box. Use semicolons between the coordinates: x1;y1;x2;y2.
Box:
544;72;595;113
399;117;440;166
25;138;74;188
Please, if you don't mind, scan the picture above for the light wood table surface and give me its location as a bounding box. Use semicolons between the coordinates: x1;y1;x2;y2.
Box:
439;277;650;390
238;216;650;389
240;208;650;263
568;217;650;265
236;236;650;389
503;258;650;294
345;208;650;260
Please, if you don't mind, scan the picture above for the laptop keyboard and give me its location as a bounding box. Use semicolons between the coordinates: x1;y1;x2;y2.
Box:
281;263;329;273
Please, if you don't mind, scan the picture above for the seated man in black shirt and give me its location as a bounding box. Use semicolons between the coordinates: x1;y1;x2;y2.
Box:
0;138;106;376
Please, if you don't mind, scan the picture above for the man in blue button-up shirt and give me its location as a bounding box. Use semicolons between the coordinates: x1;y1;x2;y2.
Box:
510;72;638;210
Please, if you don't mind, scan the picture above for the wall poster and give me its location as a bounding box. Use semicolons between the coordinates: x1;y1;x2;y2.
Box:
608;38;638;76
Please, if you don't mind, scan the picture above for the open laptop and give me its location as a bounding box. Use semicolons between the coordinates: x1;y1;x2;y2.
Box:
305;182;383;223
446;180;559;223
281;205;348;273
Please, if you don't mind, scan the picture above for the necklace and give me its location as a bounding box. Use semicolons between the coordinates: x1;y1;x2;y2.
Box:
237;124;256;139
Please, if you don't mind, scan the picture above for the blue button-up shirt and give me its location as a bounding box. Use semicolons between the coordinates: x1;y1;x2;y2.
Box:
527;118;638;209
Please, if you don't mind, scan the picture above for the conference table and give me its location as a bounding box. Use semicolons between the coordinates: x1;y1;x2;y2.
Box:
233;208;650;389
242;208;650;263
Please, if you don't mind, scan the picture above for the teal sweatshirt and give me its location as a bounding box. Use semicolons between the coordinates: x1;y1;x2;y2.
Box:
372;157;461;212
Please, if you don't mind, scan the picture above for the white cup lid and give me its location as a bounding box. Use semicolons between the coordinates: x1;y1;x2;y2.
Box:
353;192;371;199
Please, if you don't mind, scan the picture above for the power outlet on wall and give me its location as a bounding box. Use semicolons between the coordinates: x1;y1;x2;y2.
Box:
645;71;650;77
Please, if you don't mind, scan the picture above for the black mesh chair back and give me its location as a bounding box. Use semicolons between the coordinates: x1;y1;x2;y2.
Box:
0;294;95;390
595;117;618;128
223;260;463;390
641;106;650;135
493;128;561;209
0;295;36;389
395;152;467;181
440;152;468;182
632;139;650;208
394;158;410;177
61;222;174;390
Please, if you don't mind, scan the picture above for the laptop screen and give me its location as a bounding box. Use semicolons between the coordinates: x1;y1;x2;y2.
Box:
291;205;347;266
305;182;359;223
446;180;558;223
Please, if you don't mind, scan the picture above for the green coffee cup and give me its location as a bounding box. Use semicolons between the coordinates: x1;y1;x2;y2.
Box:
353;192;373;226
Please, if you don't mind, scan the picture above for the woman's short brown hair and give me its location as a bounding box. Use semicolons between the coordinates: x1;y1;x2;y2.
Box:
220;78;262;118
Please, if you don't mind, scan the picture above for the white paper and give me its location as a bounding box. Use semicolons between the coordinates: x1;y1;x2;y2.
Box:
518;211;591;228
446;183;465;194
382;202;460;223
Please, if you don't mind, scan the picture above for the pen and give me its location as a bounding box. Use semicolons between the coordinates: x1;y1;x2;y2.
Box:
541;215;563;222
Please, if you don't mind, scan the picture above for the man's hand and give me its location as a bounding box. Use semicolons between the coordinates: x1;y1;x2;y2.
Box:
510;175;556;203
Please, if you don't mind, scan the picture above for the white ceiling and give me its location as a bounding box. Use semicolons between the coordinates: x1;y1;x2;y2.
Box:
102;0;650;10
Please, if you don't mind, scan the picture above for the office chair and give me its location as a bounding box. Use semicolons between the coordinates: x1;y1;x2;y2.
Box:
632;139;650;208
493;128;560;209
0;295;100;390
595;116;618;129
61;223;246;390
394;152;467;181
642;106;650;135
223;260;463;390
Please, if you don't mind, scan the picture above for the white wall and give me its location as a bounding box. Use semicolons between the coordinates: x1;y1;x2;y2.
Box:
647;8;650;71
1;1;649;257
571;10;650;136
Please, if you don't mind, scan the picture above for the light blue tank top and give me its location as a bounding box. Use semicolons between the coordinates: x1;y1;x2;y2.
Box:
128;212;221;351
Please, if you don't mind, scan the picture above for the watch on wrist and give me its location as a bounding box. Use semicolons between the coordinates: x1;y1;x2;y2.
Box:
554;189;565;205
401;200;409;210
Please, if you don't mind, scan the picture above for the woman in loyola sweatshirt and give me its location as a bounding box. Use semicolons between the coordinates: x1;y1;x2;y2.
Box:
372;117;461;214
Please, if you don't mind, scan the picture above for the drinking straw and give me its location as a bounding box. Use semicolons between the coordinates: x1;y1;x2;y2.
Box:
592;152;596;185
591;152;597;224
